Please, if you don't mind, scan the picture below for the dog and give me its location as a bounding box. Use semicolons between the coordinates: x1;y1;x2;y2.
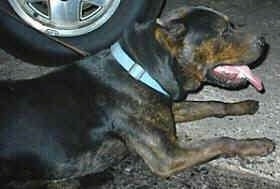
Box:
0;6;274;188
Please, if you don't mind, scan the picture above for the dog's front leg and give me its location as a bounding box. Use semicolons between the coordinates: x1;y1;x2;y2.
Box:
172;100;259;123
123;124;274;177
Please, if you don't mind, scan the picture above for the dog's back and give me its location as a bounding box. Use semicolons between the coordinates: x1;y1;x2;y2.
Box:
0;50;171;182
0;53;119;180
0;73;102;180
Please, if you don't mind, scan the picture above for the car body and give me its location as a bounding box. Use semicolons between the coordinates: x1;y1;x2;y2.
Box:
0;0;165;65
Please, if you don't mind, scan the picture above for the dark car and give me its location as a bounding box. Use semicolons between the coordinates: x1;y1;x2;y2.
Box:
0;0;165;65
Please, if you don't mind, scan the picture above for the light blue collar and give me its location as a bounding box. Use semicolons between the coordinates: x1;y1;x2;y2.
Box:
110;42;169;96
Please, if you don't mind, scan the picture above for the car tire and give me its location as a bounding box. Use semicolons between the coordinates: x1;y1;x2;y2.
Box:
0;0;165;66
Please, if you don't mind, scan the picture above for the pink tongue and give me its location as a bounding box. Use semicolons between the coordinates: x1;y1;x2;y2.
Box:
216;65;264;91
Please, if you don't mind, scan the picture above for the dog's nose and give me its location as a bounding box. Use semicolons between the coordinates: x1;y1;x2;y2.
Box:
256;36;266;48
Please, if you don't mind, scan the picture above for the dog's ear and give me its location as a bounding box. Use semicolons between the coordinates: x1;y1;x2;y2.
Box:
154;6;192;56
155;23;186;57
156;7;191;28
158;6;229;27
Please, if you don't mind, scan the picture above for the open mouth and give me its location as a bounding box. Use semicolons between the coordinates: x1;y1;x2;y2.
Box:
212;65;263;91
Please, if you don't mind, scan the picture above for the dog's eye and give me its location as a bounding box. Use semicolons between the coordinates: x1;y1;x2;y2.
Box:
229;21;246;31
220;21;237;37
221;27;231;37
229;22;236;30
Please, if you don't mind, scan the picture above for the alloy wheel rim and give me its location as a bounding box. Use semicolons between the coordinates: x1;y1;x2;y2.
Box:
8;0;121;37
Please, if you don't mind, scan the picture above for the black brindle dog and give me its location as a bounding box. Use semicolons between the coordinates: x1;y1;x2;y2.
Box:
0;6;275;188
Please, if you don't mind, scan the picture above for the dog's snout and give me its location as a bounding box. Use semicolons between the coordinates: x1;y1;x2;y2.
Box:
256;36;266;48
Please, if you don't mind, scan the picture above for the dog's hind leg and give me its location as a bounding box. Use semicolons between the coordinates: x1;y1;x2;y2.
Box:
1;138;127;189
125;127;274;177
90;138;129;173
172;100;259;123
59;138;128;179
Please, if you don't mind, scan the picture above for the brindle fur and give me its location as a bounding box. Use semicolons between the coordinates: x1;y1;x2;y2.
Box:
0;6;274;188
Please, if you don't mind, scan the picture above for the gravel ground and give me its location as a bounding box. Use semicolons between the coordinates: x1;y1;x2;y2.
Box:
1;0;280;188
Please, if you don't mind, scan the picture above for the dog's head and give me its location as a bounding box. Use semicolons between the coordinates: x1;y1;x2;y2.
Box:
155;6;268;93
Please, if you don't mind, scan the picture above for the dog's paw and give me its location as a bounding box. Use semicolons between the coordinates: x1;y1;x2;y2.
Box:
241;100;259;115
236;138;275;157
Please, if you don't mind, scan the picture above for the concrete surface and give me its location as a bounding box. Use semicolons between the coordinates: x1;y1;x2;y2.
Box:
1;0;280;188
